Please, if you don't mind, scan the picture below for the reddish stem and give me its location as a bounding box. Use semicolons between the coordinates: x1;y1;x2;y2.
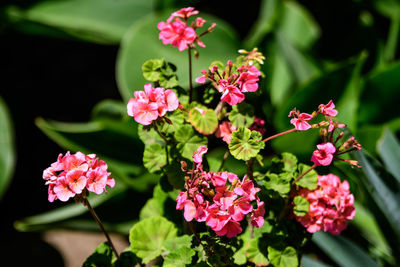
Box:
263;128;297;143
188;47;193;103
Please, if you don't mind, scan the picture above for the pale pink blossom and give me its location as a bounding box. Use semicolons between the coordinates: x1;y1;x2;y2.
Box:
215;121;237;143
66;170;87;194
289;109;313;131
167;7;199;23
158;19;196;51
195;17;206;28
127;98;159;125
311;142;336;166
165;89;179;111
319;100;338;117
295;174;355;235
86;167;108;194
53;177;75;202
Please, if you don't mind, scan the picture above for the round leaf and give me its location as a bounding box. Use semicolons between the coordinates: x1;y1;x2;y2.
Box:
143;143;167;173
267;246;298;267
295;163;318;190
188;107;218;135
228;102;255;128
129;216;178;264
174;125;208;160
229;127;265;161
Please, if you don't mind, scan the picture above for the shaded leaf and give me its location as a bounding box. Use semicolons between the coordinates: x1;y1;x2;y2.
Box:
142;59;178;88
114;251;140;267
129;216;177;263
228;102;255;128
377;127;400;182
82;242;113;267
139;184;168;220
0;96;16;199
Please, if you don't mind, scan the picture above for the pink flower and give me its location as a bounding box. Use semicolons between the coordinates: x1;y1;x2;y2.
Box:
158;19;196;51
295;174;355;235
237;72;259;92
43;152;114;202
319;100;338;117
251;201;265;228
311;142;336;166
211;172;228;187
289;109;313;131
249;117;266;136
195;69;208;84
167;7;199;23
215;121;237;143
221;85;245;106
193;145;208;164
195;17;206;27
215;220;242;238
127;84;179;125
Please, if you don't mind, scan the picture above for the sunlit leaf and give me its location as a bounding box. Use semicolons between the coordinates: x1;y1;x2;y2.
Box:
295;163;318;190
293;196;309;217
188;107;218;135
228;102;255;128
174;124;208;160
267;246;298;267
143;143;167;173
229;127;265;161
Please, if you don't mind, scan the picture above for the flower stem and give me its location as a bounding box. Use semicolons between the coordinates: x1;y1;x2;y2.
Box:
246;158;254;181
85;198;119;259
263;128;297;143
153;124;171;145
189;221;201;243
188;47;193;103
218;150;230;172
293;164;316;184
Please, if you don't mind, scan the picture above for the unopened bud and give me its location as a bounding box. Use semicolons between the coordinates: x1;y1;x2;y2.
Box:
194;49;199;59
181;161;187;172
320;128;328;137
227;60;233;67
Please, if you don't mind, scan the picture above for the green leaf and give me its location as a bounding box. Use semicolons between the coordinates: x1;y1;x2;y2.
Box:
188;107;218;135
295;163;318;190
82;242;113;267
278;1;320;50
0;97;16;199
138;125;164;147
264;172;292;196
142;59;179;88
293;196;309;217
353;151;400;240
143;143;167;173
8;0;153;44
114;251;140;267
281;152;298;174
162;235;192;252
359;61;400;124
14;183;125;232
301;255;331;267
267;246;298;267
377;127;400;182
163;246;195;267
139;184;168;220
116;11;240;101
228;102;255;128
233;226;269;266
313;231;379;267
229;127;265;161
174;125;208;160
130;216;178;263
336;52;367;132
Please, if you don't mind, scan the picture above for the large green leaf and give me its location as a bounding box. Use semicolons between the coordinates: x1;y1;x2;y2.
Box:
14;183;125;232
188;107;218;135
116;11;240;101
313;231;379;267
294;163;318;190
143;143;167;173
228;102;255;128
162;235;195;267
0;97;16;199
267;246;298;267
8;0;154;44
129;216;177;263
354;150;400;239
359;61;400;124
377;128;400;182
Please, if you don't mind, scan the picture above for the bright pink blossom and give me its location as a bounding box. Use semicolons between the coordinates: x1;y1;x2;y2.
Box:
215;121;237;143
193;146;208;164
215;220;242;238
127;84;179;125
311;142;336;166
319;100;338;117
294;174;355;235
158;19;196;51
43;152;115;202
237;72;259;92
167;7;199;23
289;109;313;131
220;85;245;106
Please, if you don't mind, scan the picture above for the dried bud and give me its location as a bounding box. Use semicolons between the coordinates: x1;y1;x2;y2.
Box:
181;161;187;172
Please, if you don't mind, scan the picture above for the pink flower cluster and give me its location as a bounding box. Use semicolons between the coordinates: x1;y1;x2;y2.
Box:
294;174;355;235
158;7;216;51
127;83;179;125
43;152;115;202
176;146;265;238
196;60;261;106
289;100;339;131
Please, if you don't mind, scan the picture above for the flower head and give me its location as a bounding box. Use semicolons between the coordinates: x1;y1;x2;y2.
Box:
294;174;355;235
43;152;114;202
289;108;313;131
319;100;338;117
311;142;336;166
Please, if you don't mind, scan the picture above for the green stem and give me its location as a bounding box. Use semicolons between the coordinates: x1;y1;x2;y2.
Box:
85;198;119;259
188;47;193;103
153;124;171;145
246;158;254;181
263;128;297;143
293;164;316;184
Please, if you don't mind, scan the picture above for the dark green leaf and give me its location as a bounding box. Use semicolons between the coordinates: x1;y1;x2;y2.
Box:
116;11;240;101
229;127;265;161
8;0;153;44
0;96;16;199
313;231;379;267
293;196;309;217
83;242;113;267
267;246;298;267
114;251;140;267
130;216;177;263
377;127;400;182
